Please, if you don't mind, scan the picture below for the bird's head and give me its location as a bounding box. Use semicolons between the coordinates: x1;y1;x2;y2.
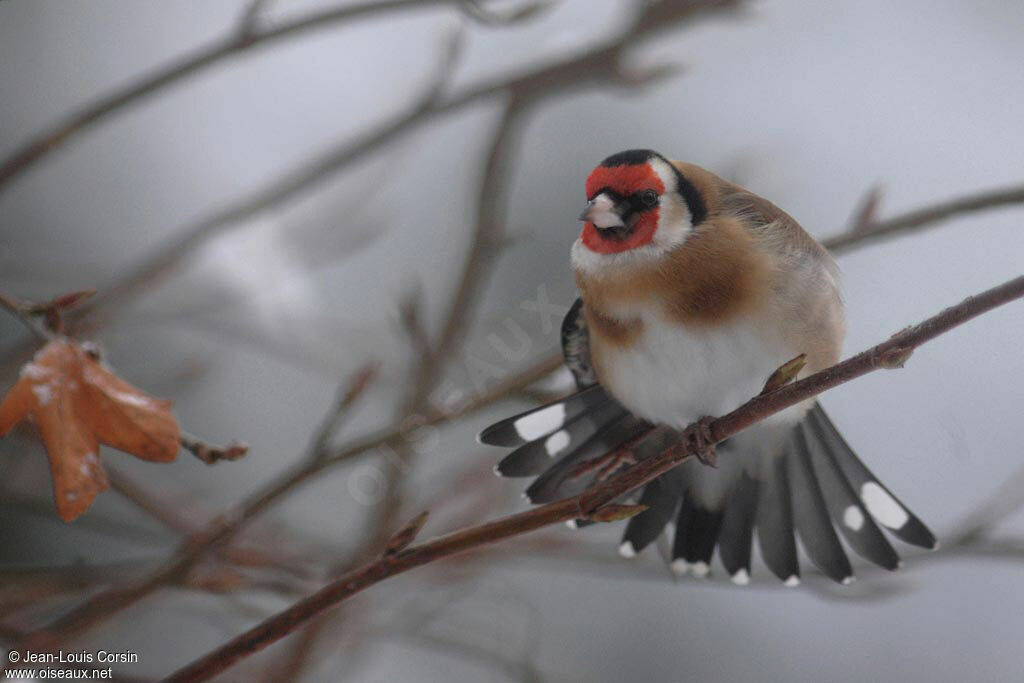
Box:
573;149;707;272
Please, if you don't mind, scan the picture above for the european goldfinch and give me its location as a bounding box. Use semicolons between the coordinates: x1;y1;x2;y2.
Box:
479;149;936;585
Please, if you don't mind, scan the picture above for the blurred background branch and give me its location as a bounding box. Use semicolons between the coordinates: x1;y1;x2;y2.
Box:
2;0;1024;681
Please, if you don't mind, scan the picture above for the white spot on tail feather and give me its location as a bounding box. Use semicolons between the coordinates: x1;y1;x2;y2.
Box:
861;482;909;529
689;561;710;578
843;505;865;531
514;404;565;441
545;430;570;456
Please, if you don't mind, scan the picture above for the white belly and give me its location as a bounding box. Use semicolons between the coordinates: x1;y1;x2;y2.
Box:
597;309;800;429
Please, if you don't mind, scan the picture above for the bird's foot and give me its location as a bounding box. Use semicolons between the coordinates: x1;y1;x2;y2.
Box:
680;416;717;468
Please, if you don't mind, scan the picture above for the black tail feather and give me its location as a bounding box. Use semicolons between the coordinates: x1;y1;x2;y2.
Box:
672;497;724;577
756;453;800;584
483;389;935;587
621;477;679;556
495;399;625;477
802;420;901;570
807;406;937;550
525;414;649;504
477;384;610;448
789;427;853;584
717;473;759;583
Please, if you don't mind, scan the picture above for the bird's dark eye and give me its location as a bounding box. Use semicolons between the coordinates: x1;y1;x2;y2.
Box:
639;189;659;207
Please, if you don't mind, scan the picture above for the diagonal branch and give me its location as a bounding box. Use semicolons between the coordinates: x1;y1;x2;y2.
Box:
165;273;1024;681
70;0;738;321
3;352;561;654
0;291;53;342
824;183;1024;253
0;0;548;191
78;27;465;318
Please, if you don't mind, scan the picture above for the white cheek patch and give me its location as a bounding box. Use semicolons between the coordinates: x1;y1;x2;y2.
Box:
860;482;910;529
513;403;566;441
647;157;693;251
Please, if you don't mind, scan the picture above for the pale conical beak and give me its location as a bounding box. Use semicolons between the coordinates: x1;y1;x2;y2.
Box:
579;193;625;230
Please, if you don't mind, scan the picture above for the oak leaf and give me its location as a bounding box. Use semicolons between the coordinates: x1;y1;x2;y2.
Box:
0;339;181;521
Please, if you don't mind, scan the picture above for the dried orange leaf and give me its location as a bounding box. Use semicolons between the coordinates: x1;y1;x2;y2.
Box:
0;339;181;521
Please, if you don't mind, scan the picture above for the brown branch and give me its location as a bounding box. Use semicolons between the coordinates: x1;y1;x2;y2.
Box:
165;274;1024;681
5;352;560;654
67;0;736;322
274;98;532;676
105;466;195;535
306;363;379;463
179;433;249;464
76;27;465;319
946;462;1024;546
405;97;527;411
824;183;1024;253
0;0;548;191
0;291;53;342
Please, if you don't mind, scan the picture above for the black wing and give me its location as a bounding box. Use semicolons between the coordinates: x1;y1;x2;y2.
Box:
561;297;597;388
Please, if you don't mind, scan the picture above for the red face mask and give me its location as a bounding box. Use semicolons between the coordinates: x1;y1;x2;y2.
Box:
581;163;665;254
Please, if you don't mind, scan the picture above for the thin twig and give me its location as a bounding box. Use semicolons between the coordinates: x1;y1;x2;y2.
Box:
5;353;560;653
0;0;547;191
307;363;379;463
77;27;464;319
275;98;531;676
0;291;53;342
180;433;249;464
825;183;1024;253
105;466;195;535
66;0;734;323
165;274;1024;681
946;462;1024;546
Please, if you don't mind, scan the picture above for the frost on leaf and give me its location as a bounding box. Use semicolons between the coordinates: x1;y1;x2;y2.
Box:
0;340;181;521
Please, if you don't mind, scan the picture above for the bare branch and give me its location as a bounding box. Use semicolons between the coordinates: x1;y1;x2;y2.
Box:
180;432;250;464
50;0;737;326
105;466;195;535
383;511;430;556
238;0;274;39
78;27;465;319
165;274;1024;681
0;0;490;191
405;98;527;412
307;363;379;463
458;0;554;25
0;291;54;342
825;183;1024;253
5;352;560;652
845;184;884;236
946;462;1024;546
